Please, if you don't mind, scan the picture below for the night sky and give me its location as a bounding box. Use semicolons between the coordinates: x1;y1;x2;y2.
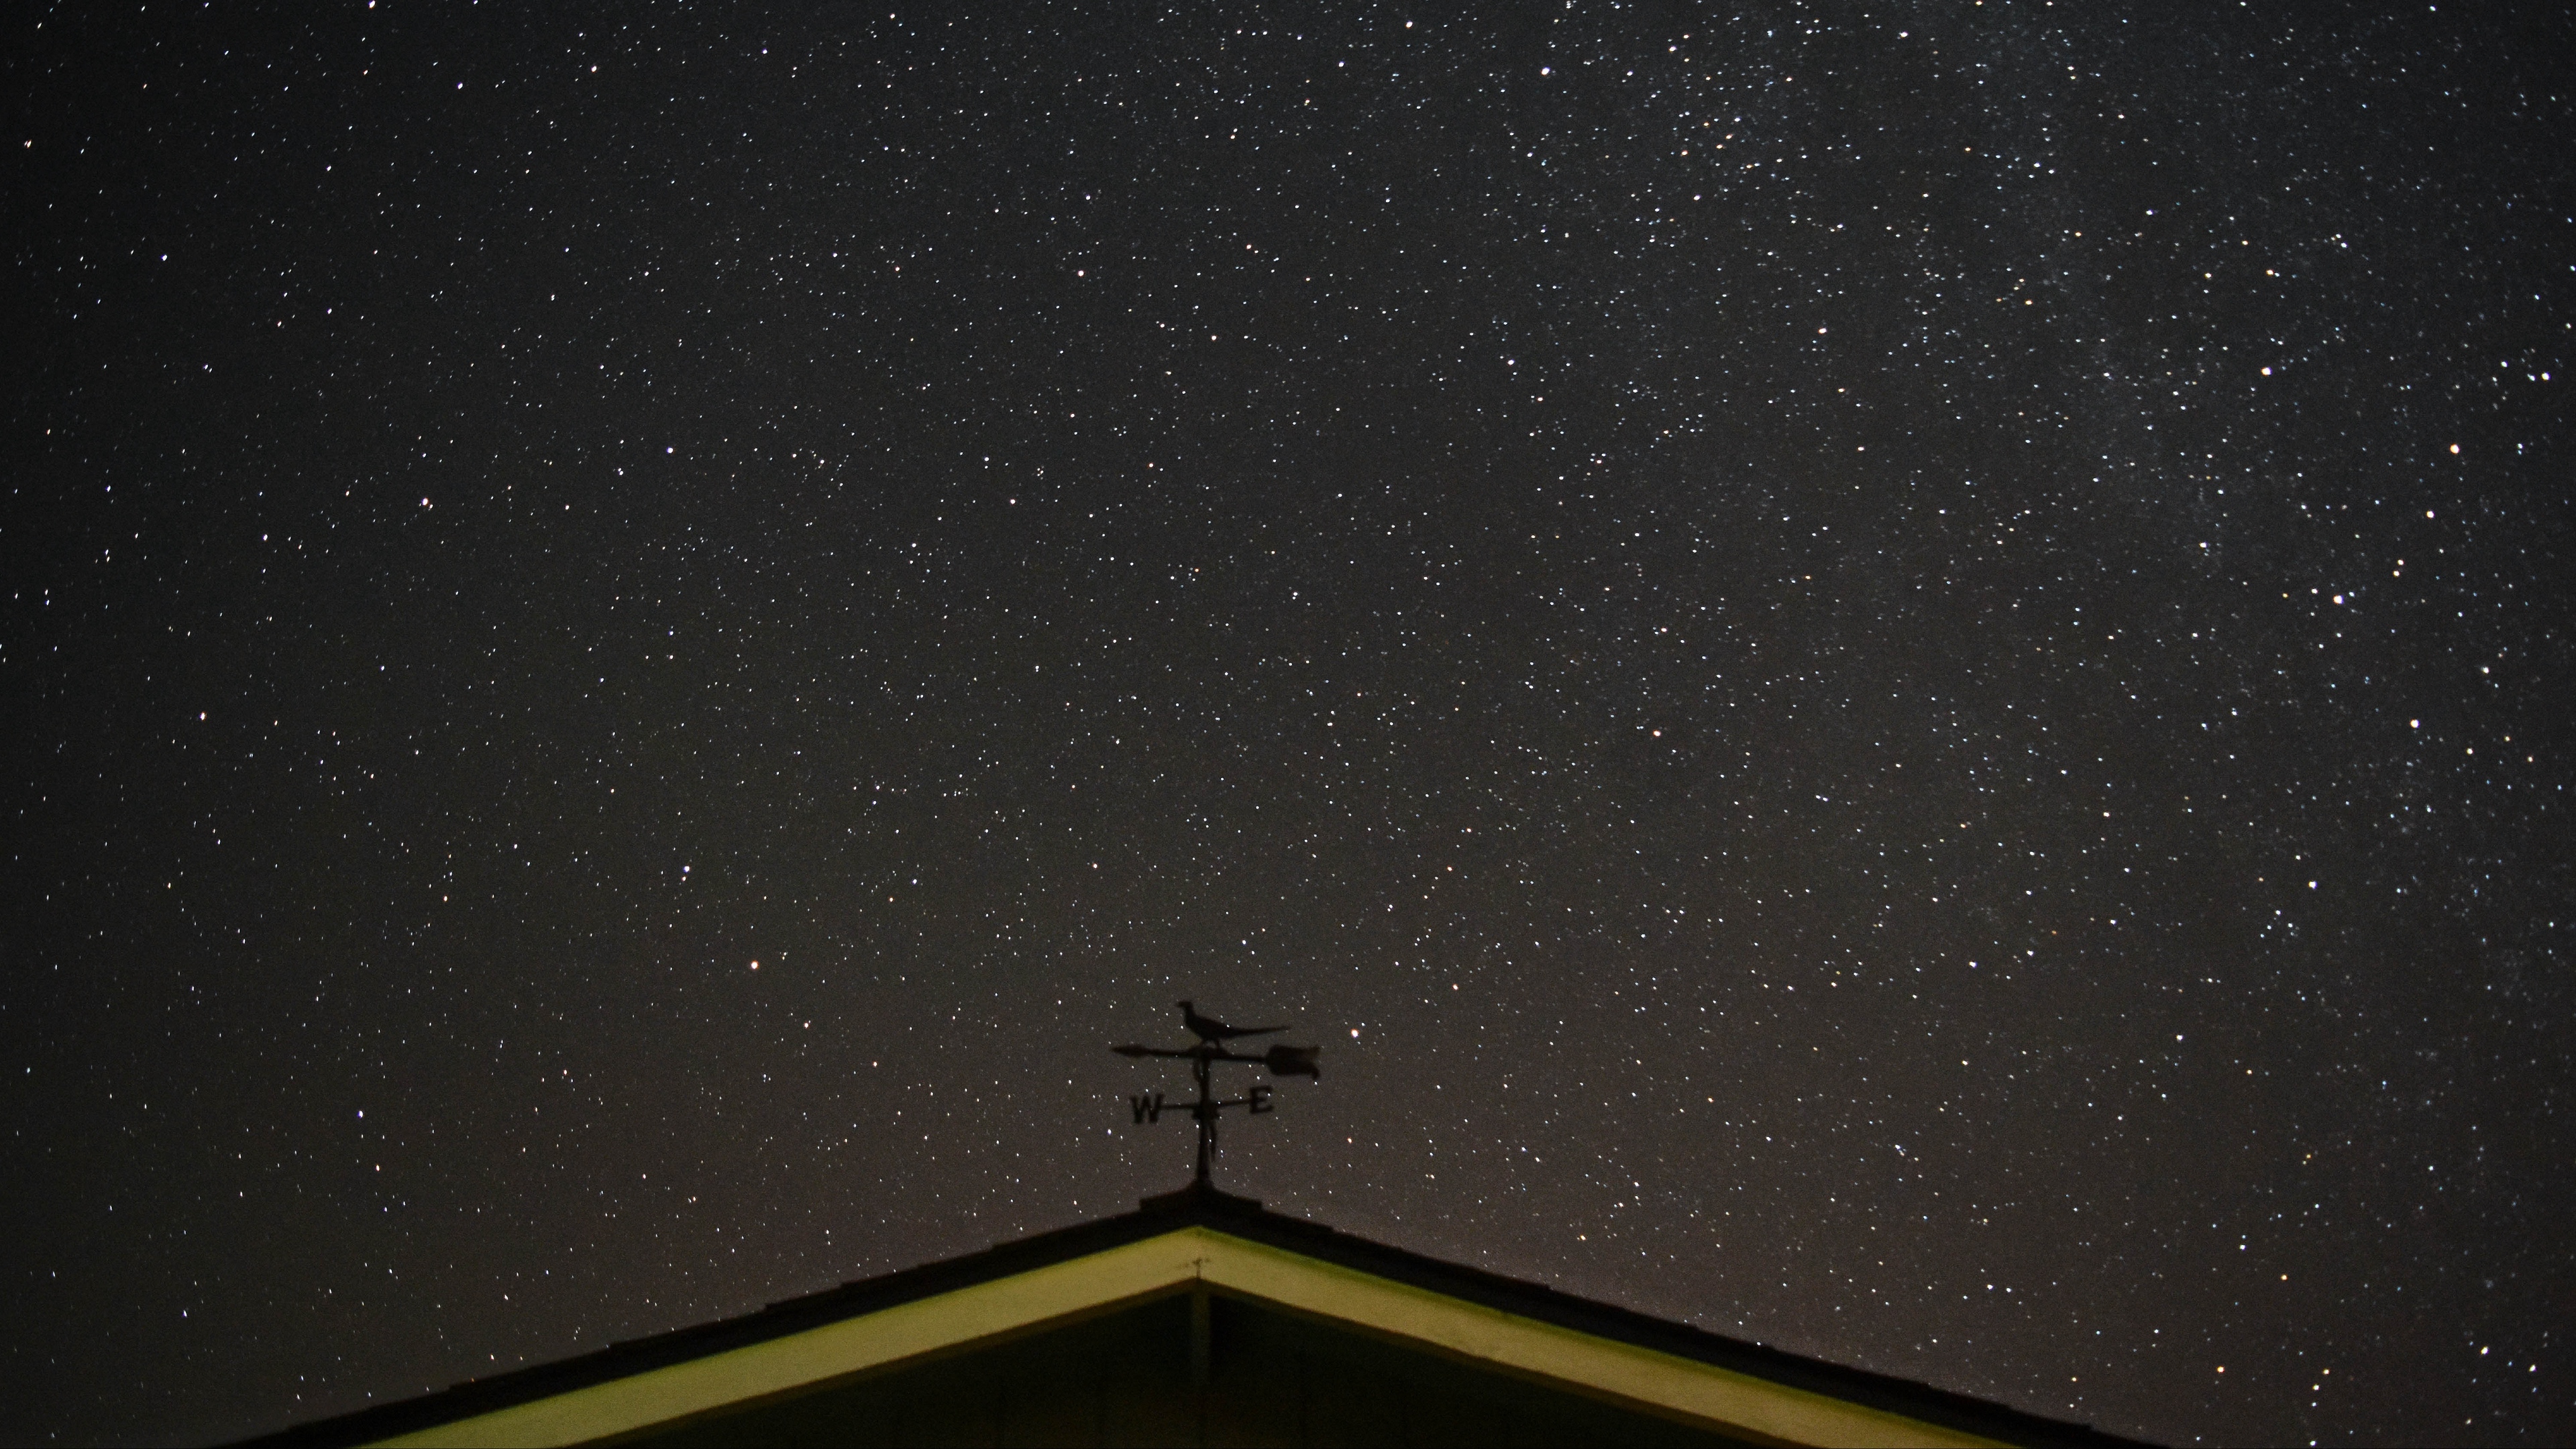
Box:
5;3;2571;1444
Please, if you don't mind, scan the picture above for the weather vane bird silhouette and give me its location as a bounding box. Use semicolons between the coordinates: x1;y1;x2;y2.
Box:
1176;999;1287;1044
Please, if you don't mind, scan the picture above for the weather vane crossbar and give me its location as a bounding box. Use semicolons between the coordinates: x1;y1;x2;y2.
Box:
1113;1000;1320;1187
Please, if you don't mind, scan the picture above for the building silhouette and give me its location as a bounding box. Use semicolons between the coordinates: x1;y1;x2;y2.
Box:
250;1182;2145;1448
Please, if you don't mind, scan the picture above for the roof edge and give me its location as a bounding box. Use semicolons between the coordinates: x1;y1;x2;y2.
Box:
239;1186;2154;1449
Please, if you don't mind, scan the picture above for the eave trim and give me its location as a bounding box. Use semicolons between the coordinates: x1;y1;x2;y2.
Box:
368;1226;2000;1448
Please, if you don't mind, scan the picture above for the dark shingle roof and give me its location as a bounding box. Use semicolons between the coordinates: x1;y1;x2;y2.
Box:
244;1183;2154;1448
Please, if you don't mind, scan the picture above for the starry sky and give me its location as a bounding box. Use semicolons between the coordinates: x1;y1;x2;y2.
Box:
5;3;2571;1444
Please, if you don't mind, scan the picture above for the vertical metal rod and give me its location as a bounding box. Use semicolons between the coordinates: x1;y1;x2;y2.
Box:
1192;1051;1215;1185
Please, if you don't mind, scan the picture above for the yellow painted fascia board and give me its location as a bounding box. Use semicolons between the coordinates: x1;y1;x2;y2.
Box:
369;1225;2005;1448
1188;1229;2003;1449
368;1232;1216;1446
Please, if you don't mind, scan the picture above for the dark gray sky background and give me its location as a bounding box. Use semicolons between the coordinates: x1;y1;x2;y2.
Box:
5;3;2569;1444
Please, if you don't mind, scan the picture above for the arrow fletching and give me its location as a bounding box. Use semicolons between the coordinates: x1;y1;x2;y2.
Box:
1264;1044;1322;1079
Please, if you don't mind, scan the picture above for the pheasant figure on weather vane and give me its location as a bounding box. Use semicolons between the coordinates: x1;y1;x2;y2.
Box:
1114;1000;1322;1187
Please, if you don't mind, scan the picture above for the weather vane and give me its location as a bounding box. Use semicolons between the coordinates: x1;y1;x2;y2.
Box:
1114;1000;1321;1187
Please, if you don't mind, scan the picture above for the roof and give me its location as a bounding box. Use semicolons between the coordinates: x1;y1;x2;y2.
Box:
246;1183;2151;1448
